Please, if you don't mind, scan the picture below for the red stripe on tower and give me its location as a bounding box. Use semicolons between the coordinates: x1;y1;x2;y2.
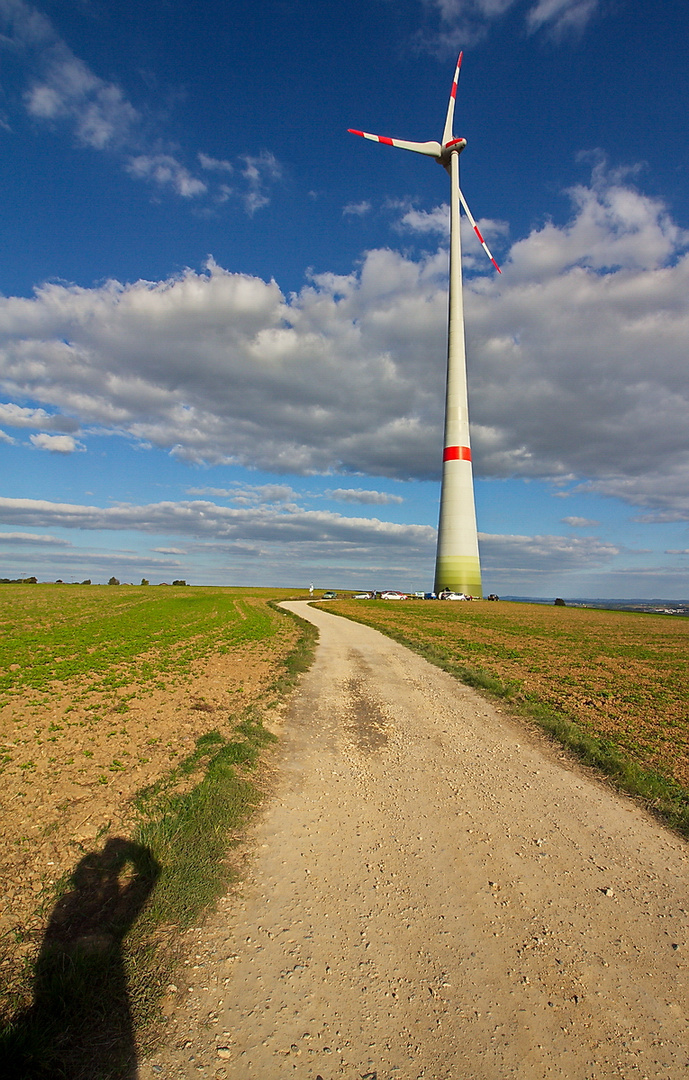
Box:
379;136;394;145
451;82;457;99
443;445;472;462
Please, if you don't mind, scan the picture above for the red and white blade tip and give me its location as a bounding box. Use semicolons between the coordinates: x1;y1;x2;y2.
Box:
473;226;502;274
457;185;501;273
451;52;463;99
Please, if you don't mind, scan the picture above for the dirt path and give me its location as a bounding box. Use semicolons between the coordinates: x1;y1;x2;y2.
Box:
141;601;688;1080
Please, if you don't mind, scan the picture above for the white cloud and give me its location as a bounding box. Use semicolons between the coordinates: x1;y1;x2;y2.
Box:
0;253;448;479
239;150;282;215
0;497;436;563
574;467;689;523
397;201;508;268
398;203;449;235
343;201;372;217
0;0;54;49
526;0;599;38
507;157;688;276
0;530;69;546
187;484;300;506
327;489;404;505
25;48;139;149
462;164;689;518
126;154;207;198
29;433;83;453
198;152;234;174
561;516;600;527
0;402;78;431
1;165;689;519
416;0;603;49
479;531;620;572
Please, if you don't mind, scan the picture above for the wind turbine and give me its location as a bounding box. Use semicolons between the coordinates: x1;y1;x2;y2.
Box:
349;53;500;599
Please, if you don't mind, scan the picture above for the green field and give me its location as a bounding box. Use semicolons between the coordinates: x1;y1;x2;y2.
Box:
323;598;689;833
0;584;316;1075
0;583;309;699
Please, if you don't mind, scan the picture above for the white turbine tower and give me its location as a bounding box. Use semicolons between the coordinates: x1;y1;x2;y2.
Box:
349;52;500;598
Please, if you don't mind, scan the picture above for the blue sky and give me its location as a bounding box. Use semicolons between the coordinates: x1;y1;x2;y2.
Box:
1;0;689;596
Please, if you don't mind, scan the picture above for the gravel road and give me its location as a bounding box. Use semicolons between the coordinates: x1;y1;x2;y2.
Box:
141;601;688;1080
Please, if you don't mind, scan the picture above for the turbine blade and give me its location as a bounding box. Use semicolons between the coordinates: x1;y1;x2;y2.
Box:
442;52;463;148
457;184;502;273
348;130;442;158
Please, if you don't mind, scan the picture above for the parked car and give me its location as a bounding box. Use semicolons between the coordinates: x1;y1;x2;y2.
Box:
380;590;408;600
441;591;470;600
321;591;337;599
353;592;374;599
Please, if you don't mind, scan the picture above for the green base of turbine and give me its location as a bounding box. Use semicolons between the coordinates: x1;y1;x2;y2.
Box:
434;555;483;598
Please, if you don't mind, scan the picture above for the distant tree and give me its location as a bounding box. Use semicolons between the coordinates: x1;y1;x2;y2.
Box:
22;576;38;584
108;576;120;586
140;578;149;586
554;597;566;606
172;579;187;586
81;579;91;585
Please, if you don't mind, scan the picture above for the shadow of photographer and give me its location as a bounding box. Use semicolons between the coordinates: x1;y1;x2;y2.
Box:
4;837;160;1079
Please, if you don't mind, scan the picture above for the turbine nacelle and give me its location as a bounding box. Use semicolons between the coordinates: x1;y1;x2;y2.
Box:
345;133;467;167
439;136;467;170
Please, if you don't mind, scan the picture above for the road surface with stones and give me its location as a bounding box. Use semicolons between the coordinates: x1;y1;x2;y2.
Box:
141;600;687;1080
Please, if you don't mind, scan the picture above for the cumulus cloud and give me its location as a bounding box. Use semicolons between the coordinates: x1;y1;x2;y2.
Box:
1;164;688;518
0;252;449;479
466;166;689;517
397;201;509;268
0;402;78;431
29;433;83;453
398;203;450;235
